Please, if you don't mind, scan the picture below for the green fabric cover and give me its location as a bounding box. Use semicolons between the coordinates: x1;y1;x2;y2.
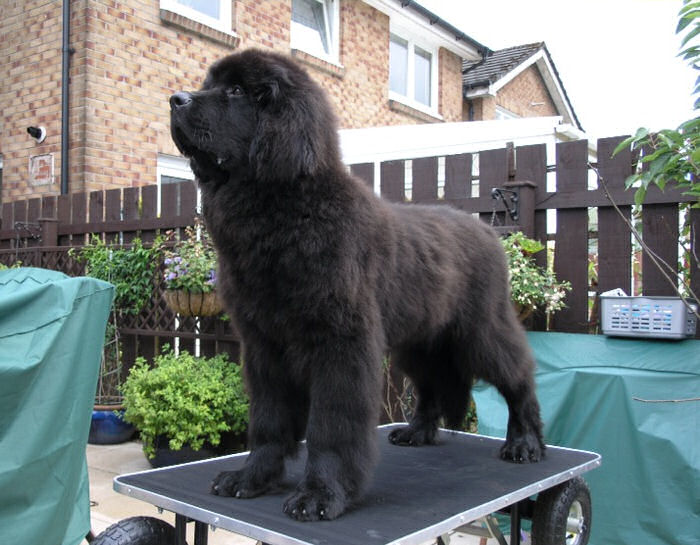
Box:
473;331;700;545
0;268;114;545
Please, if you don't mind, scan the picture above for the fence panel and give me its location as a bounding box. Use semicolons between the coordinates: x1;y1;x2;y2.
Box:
642;203;679;296
380;160;405;202
2;139;698;348
478;148;508;225
350;162;374;189
552;140;590;333
412;156;438;203
597;137;633;295
444;153;471;200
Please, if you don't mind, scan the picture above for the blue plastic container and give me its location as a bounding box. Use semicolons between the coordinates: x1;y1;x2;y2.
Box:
89;409;135;444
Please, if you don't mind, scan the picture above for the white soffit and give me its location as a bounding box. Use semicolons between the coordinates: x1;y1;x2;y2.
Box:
362;0;482;61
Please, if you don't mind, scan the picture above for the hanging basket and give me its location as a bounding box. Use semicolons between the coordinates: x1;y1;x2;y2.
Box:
163;290;223;317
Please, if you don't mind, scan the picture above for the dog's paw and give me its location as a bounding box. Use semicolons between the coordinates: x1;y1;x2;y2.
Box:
388;424;437;446
283;486;346;521
210;469;273;498
500;432;545;463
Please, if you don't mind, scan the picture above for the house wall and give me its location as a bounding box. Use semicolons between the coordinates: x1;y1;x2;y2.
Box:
0;0;465;202
1;1;65;200
463;65;557;122
496;65;558;118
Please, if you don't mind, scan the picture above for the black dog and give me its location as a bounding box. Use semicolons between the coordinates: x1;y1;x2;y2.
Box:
169;49;544;522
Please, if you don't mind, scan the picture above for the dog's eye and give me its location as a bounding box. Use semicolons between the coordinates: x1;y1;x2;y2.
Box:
226;85;244;97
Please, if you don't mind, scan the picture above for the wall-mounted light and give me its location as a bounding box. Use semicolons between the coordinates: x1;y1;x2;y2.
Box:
27;126;46;143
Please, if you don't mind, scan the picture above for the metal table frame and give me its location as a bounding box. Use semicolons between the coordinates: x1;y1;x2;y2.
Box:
113;425;601;545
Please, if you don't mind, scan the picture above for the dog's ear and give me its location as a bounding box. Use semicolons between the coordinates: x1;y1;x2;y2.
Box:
249;61;332;182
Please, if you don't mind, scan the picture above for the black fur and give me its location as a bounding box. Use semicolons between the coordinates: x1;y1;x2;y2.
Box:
169;49;545;522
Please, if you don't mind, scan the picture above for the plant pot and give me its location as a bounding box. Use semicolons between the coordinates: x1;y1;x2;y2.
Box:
148;432;247;468
89;407;136;444
163;289;223;317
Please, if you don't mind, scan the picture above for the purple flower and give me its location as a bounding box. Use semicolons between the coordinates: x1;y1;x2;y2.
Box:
164;257;173;265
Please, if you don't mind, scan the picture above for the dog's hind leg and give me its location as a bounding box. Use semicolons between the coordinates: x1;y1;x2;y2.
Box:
474;317;545;463
388;335;472;446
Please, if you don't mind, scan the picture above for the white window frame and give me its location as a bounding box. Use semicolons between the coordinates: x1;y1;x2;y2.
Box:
290;0;340;65
160;0;233;35
389;26;440;118
156;154;196;216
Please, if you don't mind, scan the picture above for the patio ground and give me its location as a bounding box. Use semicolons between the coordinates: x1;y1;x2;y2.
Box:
83;441;509;544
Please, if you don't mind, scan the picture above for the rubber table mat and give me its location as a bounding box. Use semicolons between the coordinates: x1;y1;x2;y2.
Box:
115;425;600;545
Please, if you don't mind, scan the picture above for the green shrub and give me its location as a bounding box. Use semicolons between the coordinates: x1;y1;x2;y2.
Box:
122;347;248;459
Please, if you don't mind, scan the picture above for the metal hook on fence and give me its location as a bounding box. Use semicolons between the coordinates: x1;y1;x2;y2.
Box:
490;188;519;226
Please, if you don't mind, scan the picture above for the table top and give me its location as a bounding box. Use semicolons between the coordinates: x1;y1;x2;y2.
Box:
115;425;601;545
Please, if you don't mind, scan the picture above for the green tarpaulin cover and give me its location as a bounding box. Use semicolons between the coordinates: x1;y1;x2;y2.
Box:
0;268;113;545
473;331;700;545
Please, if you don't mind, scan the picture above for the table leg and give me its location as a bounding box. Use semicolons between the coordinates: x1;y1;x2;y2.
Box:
175;514;187;545
509;502;521;545
194;521;209;545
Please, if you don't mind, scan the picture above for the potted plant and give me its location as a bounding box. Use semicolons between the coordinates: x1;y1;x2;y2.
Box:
70;236;164;443
162;219;222;316
501;232;571;321
121;346;248;467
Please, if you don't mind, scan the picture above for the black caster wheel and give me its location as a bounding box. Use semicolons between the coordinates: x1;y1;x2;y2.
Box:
90;516;184;545
531;477;592;545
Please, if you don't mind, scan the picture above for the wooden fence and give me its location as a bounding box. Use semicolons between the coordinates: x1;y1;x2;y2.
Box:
2;137;698;367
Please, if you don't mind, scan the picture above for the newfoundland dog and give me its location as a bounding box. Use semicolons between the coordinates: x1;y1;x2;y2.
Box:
169;49;544;521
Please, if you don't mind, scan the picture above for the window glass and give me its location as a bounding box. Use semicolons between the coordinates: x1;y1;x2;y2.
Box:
175;0;219;19
292;0;330;55
390;35;408;96
414;46;431;106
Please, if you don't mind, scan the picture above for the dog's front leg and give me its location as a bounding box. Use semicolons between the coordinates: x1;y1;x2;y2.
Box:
283;337;382;521
212;341;305;498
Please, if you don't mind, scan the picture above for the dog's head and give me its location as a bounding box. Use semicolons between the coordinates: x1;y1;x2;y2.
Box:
170;49;339;185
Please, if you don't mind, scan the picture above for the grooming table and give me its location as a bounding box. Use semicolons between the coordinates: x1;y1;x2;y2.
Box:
113;424;600;545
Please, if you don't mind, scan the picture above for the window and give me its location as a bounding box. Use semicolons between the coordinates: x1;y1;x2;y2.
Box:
291;0;339;63
389;33;437;113
160;0;232;33
389;36;408;96
157;154;196;215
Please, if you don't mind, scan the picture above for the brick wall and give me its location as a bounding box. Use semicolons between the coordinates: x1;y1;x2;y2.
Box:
465;64;557;122
1;1;64;201
496;65;558;118
0;0;466;202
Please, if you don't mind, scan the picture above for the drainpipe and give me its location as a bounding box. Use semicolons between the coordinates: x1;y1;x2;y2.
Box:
60;0;71;195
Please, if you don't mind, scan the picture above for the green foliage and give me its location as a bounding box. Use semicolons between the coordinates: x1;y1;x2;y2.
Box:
0;261;22;270
613;1;700;206
71;236;164;316
121;346;248;459
163;220;218;293
502;232;571;316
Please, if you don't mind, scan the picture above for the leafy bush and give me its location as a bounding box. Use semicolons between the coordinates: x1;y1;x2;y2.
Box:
71;236;164;316
121;347;248;459
502;232;571;318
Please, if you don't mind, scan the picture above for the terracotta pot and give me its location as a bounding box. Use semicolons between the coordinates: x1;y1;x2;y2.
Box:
163;289;223;317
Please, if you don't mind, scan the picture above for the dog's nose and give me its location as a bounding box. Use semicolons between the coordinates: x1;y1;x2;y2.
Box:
170;91;193;109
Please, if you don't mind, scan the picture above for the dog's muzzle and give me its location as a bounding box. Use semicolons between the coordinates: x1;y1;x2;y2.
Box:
170;91;193;110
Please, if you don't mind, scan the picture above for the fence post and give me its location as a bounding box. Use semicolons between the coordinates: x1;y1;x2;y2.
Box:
39;217;59;247
504;180;536;238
